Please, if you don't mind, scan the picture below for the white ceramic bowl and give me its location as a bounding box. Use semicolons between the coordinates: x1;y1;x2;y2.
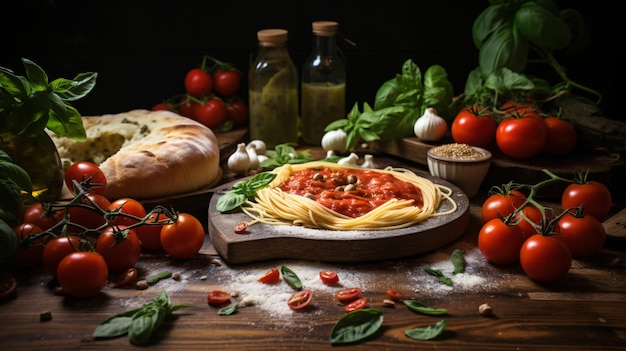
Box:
427;144;492;198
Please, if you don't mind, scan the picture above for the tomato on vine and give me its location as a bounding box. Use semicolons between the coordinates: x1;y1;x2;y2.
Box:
65;161;107;195
212;68;241;97
67;192;111;232
57;251;109;297
542;116;577;156
451;105;496;148
95;225;142;273
160;213;205;259
135;212;169;251
478;217;525;265
225;97;249;128
481;184;527;223
561;172;612;221
496;114;548;159
194;98;228;129
184;68;213;97
520;233;572;283
9;223;45;268
556;208;606;257
108;198;147;227
22;202;62;231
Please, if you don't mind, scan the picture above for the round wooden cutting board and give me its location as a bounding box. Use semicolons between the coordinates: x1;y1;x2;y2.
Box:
208;175;470;264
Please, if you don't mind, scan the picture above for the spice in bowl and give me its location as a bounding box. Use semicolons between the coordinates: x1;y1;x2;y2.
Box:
427;143;492;198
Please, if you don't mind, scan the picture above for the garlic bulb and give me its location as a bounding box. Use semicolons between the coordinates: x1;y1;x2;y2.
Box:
414;107;447;142
228;143;251;176
361;154;376;168
321;129;348;154
246;144;260;171
247;139;267;155
338;152;359;165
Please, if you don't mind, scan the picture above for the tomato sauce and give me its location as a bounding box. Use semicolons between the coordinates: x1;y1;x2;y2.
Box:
278;167;423;218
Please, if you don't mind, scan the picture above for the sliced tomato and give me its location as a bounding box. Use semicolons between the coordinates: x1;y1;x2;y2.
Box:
319;270;339;285
207;290;231;306
344;297;368;312
258;268;280;284
0;271;17;302
287;289;312;311
335;287;362;302
385;289;406;302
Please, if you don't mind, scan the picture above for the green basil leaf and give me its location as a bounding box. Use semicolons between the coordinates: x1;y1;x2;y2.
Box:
0;219;20;263
93;316;134;339
147;271;172;285
280;265;302;290
218;304;238;316
514;2;571;49
402;300;448;315
423;267;453;286
472;3;507;48
216;192;247;213
51;72;98;101
451;249;465;274
21;58;48;89
329;308;383;345
404;319;447;340
129;313;155;346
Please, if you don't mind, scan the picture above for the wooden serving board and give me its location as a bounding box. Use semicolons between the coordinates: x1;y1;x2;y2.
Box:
374;137;626;200
604;208;626;242
208;176;470;264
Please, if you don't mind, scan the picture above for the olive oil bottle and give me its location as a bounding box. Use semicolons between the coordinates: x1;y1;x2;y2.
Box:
248;29;299;149
300;21;346;145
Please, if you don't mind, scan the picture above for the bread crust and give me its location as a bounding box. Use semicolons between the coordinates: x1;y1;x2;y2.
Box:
51;109;221;200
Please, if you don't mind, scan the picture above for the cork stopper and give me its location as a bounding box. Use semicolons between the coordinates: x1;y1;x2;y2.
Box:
257;29;288;46
312;21;338;36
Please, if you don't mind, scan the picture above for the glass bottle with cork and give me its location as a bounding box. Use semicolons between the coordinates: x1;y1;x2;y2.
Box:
300;21;346;145
248;28;299;149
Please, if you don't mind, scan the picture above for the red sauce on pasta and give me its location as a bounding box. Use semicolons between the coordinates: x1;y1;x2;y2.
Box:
278;167;424;218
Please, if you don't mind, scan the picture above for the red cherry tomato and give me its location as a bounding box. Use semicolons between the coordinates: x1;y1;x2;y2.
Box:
478;218;525;265
258;268;281;284
234;222;248;234
481;189;527;223
385;289;406;302
344;297;368;312
107;198;147;227
194;98;228;129
22;202;62;231
67;193;111;232
561;180;612;221
225;97;249;128
178;95;199;119
151;102;172;112
185;68;213;97
335;287;362;302
134;213;169;251
451;105;497;148
212;68;241;97
520;233;572;283
556;211;606;257
542;116;577;156
160;213;205;259
514;205;555;241
42;235;81;277
287;289;312;311
319;270;339;285
57;251;109;297
496;116;548;159
207;290;231;306
64;161;107;195
9;223;45;268
95;225;141;273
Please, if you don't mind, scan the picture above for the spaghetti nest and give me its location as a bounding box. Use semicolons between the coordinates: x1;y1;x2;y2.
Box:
242;161;457;231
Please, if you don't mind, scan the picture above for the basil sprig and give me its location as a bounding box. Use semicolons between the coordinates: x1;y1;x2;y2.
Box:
329;308;383;345
215;172;276;212
93;291;192;346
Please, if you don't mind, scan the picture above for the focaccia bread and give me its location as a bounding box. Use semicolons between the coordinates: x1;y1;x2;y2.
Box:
49;109;221;200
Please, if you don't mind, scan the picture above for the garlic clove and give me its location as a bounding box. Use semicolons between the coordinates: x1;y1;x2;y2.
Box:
228;143;251;176
361;154;376;168
338;152;359;165
246;144;260;171
247;140;267;155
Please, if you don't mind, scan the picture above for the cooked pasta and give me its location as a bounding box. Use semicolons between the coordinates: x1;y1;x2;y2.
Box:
241;161;457;231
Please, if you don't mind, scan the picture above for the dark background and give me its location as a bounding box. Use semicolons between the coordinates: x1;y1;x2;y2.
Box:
3;0;621;121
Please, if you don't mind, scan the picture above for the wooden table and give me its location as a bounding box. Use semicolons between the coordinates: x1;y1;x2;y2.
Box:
1;147;625;351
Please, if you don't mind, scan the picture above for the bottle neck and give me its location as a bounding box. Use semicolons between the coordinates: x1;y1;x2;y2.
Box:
312;34;337;55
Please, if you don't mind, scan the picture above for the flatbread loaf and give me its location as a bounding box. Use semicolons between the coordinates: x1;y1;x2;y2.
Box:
49;109;221;200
